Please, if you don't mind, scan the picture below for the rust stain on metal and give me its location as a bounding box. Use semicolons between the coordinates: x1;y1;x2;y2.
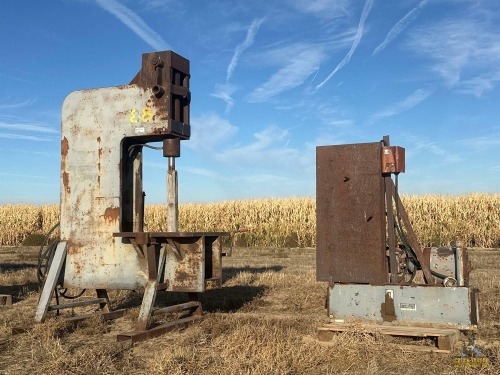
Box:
174;241;201;283
61;136;70;194
437;247;454;258
151;126;169;134
103;206;120;222
62;172;70;194
97;137;102;190
61;136;69;157
316;143;387;284
381;293;396;322
174;270;191;283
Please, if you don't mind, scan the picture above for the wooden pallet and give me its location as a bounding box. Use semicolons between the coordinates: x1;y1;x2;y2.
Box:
0;294;13;306
318;323;461;353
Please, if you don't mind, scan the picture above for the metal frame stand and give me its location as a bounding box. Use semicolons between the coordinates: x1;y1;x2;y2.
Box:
33;242;123;324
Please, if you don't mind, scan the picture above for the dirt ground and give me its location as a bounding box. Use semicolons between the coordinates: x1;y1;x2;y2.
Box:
0;246;498;374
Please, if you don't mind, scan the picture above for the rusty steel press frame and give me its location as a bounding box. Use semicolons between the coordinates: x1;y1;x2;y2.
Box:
316;136;479;328
35;51;228;341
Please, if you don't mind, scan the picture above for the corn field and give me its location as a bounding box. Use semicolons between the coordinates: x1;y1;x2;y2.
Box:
0;194;499;248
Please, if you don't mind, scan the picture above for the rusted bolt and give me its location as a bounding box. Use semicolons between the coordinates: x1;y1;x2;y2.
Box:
153;85;165;98
153;58;164;68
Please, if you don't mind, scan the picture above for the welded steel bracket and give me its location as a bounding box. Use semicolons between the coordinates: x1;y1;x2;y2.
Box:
113;231;228;339
34;241;123;324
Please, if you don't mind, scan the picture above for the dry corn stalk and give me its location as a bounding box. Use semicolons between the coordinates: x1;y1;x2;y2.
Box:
1;194;499;248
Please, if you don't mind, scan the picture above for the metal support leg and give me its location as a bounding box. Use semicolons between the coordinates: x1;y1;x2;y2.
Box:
390;180;434;285
96;289;111;313
167;159;178;232
157;245;166;278
35;242;67;322
136;282;157;331
385;177;398;283
136;244;159;331
188;292;203;316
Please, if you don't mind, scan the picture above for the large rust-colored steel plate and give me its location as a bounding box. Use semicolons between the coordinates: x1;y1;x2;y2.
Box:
316;142;388;284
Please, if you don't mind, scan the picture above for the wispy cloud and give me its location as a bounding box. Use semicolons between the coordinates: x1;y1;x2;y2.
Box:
316;0;374;89
247;47;324;102
457;133;500;151
227;18;265;82
0;172;47;179
0;99;37;110
185;113;238;153
372;0;428;56
211;18;265;113
368;88;433;123
183;167;222;179
141;0;180;13
214;125;308;169
405;17;500;91
457;72;500;97
0;133;52;142
95;0;170;50
0;73;34;84
210;83;238;114
0;122;58;134
294;0;350;19
0;119;58;142
403;133;463;164
9;149;57;157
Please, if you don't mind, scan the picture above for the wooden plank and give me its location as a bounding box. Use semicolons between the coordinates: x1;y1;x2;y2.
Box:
320;323;459;336
318;323;459;352
0;294;13;306
396;344;451;354
438;331;459;351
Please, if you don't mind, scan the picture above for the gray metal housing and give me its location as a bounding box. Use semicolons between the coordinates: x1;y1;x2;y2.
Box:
328;284;479;328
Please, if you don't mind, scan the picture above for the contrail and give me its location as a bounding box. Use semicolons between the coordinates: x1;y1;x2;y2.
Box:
373;0;429;56
226;18;266;82
0;99;36;110
95;0;170;50
368;88;434;123
0;122;58;134
316;0;374;90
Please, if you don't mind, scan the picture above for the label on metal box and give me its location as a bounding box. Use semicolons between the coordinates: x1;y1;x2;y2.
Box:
399;303;416;310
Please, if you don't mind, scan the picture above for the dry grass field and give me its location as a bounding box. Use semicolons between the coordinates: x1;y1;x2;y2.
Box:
0;246;498;374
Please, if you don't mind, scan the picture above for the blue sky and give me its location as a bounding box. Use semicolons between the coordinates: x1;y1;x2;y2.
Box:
1;0;500;204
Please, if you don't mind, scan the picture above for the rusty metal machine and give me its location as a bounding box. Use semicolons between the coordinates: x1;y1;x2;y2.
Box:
35;51;228;341
316;136;479;328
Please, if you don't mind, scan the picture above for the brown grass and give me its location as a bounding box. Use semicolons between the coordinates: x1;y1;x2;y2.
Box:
1;194;500;248
0;246;498;374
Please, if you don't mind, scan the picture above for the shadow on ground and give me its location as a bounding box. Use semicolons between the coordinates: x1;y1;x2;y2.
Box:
0;282;39;303
0;262;37;272
113;266;280;313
